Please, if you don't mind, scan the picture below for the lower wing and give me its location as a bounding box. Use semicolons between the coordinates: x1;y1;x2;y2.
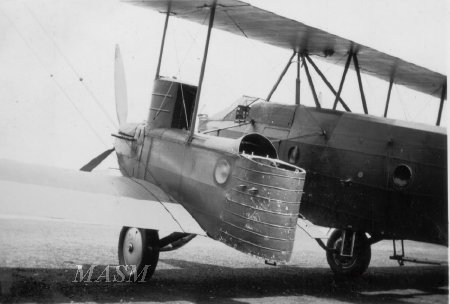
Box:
0;159;205;235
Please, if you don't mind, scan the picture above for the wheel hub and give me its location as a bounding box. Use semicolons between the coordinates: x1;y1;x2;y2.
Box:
333;238;357;268
122;228;143;266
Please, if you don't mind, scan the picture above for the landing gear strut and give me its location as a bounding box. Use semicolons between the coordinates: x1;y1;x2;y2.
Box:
118;227;160;282
326;229;371;276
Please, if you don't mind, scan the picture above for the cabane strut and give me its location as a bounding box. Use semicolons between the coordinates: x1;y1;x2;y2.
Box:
383;78;394;118
352;53;368;114
266;51;296;102
436;82;447;126
333;52;352;110
295;52;301;105
301;54;321;108
304;54;351;112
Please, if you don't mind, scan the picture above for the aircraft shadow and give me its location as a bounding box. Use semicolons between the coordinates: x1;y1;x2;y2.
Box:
0;259;447;304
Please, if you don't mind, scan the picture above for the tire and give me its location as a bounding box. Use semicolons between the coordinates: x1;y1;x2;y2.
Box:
118;227;160;282
326;229;371;277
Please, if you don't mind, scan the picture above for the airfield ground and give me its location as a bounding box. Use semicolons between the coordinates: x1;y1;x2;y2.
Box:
0;219;447;303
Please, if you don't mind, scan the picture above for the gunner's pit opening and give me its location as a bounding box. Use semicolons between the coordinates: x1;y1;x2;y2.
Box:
238;133;278;159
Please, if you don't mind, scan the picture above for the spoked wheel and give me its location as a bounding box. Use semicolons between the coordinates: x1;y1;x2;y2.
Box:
326;229;371;277
118;227;160;282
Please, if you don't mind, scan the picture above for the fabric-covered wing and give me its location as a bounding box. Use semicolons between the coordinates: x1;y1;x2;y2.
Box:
0;159;205;235
127;0;446;99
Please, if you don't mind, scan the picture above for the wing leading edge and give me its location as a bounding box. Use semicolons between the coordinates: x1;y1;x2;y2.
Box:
126;0;446;99
0;159;205;235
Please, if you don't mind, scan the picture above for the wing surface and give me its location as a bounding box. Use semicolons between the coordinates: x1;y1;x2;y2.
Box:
127;0;446;99
0;159;205;235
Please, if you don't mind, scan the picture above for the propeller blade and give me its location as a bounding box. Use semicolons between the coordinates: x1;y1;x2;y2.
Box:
80;148;115;172
114;44;128;126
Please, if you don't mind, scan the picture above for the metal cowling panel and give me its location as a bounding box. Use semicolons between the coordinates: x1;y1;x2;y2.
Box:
229;189;301;215
219;155;305;262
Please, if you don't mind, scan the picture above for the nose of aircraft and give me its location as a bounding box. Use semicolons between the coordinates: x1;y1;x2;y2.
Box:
218;154;306;263
79;44;131;172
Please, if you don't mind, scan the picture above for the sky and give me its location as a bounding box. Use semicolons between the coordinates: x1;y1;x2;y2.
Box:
0;0;447;170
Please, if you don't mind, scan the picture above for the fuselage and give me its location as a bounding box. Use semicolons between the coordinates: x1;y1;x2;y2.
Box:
201;102;448;246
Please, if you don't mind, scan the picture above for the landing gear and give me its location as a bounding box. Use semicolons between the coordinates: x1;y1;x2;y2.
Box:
326;229;371;276
118;227;160;282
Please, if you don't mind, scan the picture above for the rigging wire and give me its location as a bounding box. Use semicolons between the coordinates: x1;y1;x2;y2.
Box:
172;9;238;116
394;85;410;121
178;11;209;72
410;86;443;123
201;121;252;134
222;9;290;101
180;83;190;129
22;2;118;130
224;10;248;38
223;8;274;68
271;131;323;143
0;5;108;147
166;12;205;130
412;98;433;122
362;73;376;114
181;10;237;96
171;30;182;79
128;177;186;232
151;81;175;122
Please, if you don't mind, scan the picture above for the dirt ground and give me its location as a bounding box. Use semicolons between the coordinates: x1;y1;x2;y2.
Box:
0;219;447;303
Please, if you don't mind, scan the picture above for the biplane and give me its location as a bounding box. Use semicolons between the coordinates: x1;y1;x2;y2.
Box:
0;0;446;281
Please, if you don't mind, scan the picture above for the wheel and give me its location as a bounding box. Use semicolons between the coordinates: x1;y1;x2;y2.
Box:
326;229;371;277
118;227;160;282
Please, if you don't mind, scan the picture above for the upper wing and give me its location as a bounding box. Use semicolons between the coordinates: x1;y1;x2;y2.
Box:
0;159;205;235
126;0;446;99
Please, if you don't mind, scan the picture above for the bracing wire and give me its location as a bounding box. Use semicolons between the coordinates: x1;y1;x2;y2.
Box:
412;98;433;122
151;81;175;122
178;11;209;72
170;26;190;129
171;28;182;79
394;85;410;121
201;121;252;134
23;3;118;130
173;9;236;119
180;83;190;129
410;85;443;123
224;10;248;38
0;5;108;147
223;8;284;98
